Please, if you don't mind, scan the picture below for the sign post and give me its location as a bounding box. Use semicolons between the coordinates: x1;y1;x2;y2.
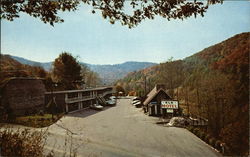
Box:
166;109;174;113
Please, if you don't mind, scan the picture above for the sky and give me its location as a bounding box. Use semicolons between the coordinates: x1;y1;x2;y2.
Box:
1;1;250;65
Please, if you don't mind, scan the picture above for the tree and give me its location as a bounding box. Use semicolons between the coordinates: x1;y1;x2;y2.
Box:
158;59;184;97
80;63;102;87
80;64;90;82
198;72;235;136
219;104;249;156
85;71;101;87
115;84;125;96
1;0;222;28
53;52;82;90
26;65;47;78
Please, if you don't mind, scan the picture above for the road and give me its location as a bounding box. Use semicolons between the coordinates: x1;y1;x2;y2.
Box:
45;98;221;157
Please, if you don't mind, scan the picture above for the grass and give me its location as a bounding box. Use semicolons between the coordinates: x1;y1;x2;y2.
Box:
14;113;64;128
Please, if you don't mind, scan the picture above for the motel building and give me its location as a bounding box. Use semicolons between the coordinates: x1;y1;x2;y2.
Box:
45;86;114;113
0;77;114;116
143;84;180;117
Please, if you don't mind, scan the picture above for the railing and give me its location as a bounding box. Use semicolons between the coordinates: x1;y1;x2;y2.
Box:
189;114;208;126
102;91;114;97
65;90;114;104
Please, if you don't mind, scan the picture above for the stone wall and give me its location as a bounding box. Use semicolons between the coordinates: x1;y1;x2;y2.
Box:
1;78;46;115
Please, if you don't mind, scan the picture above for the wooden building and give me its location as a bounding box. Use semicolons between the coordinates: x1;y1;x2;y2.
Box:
143;84;179;117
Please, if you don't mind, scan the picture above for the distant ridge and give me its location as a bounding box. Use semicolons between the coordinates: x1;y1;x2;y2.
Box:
87;61;156;84
9;55;52;71
6;54;156;84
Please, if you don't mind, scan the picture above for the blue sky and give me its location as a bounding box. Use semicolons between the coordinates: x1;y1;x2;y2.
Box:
1;1;250;65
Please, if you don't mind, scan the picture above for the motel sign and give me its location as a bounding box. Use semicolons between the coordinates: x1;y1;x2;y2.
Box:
161;100;179;109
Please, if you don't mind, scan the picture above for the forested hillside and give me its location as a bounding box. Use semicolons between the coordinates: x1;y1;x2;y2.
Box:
0;54;101;90
0;54;47;82
117;32;249;155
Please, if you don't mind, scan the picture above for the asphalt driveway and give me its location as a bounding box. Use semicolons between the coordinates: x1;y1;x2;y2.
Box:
45;98;220;157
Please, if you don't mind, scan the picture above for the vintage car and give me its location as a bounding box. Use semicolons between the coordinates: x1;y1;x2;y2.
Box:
90;104;103;110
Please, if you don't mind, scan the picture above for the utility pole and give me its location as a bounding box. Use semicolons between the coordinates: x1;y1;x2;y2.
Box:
186;87;189;117
51;82;54;120
144;75;147;96
51;82;58;120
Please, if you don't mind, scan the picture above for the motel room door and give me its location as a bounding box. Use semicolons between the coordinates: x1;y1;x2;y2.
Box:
157;104;161;116
151;105;155;115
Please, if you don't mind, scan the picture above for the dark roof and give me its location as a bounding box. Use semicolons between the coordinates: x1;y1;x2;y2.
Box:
143;86;171;106
45;86;114;94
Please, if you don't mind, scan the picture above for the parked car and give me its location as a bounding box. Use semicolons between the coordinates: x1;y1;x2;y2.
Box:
133;101;142;108
132;97;140;101
106;99;116;106
90;104;103;110
110;96;117;100
132;100;140;105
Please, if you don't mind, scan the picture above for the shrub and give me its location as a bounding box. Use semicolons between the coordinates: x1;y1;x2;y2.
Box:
0;128;47;157
209;138;216;147
215;140;222;150
196;130;201;137
186;126;194;132
199;131;206;140
205;134;211;143
193;128;199;135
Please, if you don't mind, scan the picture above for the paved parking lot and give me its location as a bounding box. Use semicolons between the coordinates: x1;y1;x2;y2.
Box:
46;98;220;157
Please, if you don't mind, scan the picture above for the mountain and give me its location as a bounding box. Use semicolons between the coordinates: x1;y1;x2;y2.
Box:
120;32;249;90
86;61;156;84
10;55;52;71
120;32;249;106
6;55;156;84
